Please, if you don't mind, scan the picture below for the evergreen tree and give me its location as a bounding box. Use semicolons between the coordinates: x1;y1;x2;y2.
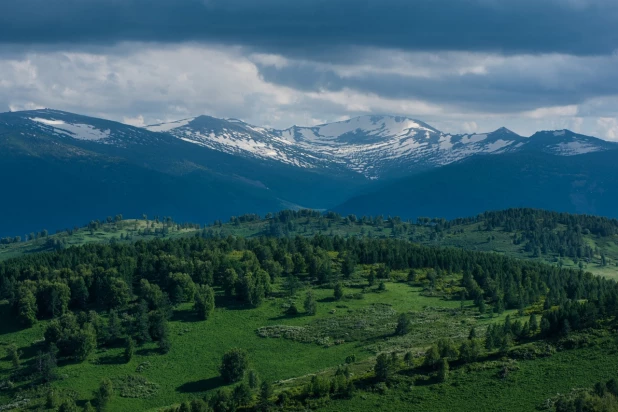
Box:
438;358;449;382
220;348;250;383
395;313;411;336
423;345;441;369
107;310;122;343
374;353;391;381
124;337;134;363
334;282;344;300
258;381;273;411
248;369;260;390
404;351;413;367
136;300;151;343
529;314;539;334
158;322;171;354
95;378;114;411
194;284;216;320
303;290;317;315
59;398;78;412
6;344;20;368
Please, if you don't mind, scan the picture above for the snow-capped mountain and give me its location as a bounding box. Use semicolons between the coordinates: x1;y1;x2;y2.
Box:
2;109;615;179
1;109;170;148
146;115;617;178
524;129;618;156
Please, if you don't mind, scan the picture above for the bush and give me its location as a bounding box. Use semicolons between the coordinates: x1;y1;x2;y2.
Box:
220;348;250;383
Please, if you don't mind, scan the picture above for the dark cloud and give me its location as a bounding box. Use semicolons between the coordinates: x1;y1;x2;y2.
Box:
1;0;618;56
254;53;618;113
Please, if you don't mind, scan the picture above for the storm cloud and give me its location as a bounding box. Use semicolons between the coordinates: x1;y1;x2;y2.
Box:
1;0;617;139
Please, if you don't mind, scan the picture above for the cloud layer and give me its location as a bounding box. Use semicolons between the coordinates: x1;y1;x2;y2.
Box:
1;0;618;138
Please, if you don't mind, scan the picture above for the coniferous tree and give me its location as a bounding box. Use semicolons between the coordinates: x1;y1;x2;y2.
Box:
95;378;114;411
220;348;250;383
334;282;344;301
374;353;391;381
395;313;411;336
438;358;449;382
124;337;134;363
194;284;215;320
303;290;317;315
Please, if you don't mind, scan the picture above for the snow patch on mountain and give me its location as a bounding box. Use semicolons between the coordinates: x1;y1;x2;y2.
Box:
146;118;194;132
485;139;515;152
30;117;111;141
460;134;487;144
553;141;603;156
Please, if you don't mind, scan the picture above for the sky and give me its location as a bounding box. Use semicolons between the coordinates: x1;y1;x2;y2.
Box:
1;0;618;138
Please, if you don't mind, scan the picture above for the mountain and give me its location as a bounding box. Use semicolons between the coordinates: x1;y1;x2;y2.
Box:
146;115;617;179
334;150;618;220
3;108;618;237
0;109;366;237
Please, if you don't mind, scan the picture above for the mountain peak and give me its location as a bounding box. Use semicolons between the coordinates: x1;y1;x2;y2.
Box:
491;126;518;135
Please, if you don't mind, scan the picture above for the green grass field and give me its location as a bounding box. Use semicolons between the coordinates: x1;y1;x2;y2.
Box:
0;271;519;411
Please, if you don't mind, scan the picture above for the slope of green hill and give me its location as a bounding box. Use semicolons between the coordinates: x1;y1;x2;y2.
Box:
3;208;618;280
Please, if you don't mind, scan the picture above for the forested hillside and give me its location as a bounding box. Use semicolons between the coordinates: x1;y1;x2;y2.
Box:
3;208;618;280
2;209;618;411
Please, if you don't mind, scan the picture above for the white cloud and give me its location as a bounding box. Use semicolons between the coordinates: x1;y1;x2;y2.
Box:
123;115;145;127
597;117;618;140
521;105;579;119
1;43;618;139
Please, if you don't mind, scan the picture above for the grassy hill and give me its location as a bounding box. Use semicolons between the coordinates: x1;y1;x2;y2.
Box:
5;209;617;279
1;211;618;411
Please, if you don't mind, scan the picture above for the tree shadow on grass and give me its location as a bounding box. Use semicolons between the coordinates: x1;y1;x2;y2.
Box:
214;296;253;311
177;376;223;393
171;309;201;323
96;354;125;365
318;297;336;303
136;347;160;356
0;302;26;336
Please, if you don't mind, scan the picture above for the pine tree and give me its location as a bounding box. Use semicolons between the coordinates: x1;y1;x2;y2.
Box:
529;314;539;334
395;313;411;336
374;353;391;381
334;282;344;300
303;290;317;315
259;381;273;410
423;345;441;369
95;378;113;411
124;337;134;363
438;358;449;382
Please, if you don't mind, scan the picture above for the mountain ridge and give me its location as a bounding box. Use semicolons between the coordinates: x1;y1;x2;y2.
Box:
144;112;617;178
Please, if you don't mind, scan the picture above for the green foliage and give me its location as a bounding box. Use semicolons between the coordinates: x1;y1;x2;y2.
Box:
259;380;274;410
438;358;449;382
395;313;411;336
334;283;344;301
112;375;160;398
125;337;135;363
95;378;114;411
168;273;196;304
193;284;215;320
58;397;78;412
304;290;317;315
424;345;441;369
44;313;97;361
248;369;260;390
5;343;20;368
17;286;37;326
375;353;393;382
220;348;250;384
